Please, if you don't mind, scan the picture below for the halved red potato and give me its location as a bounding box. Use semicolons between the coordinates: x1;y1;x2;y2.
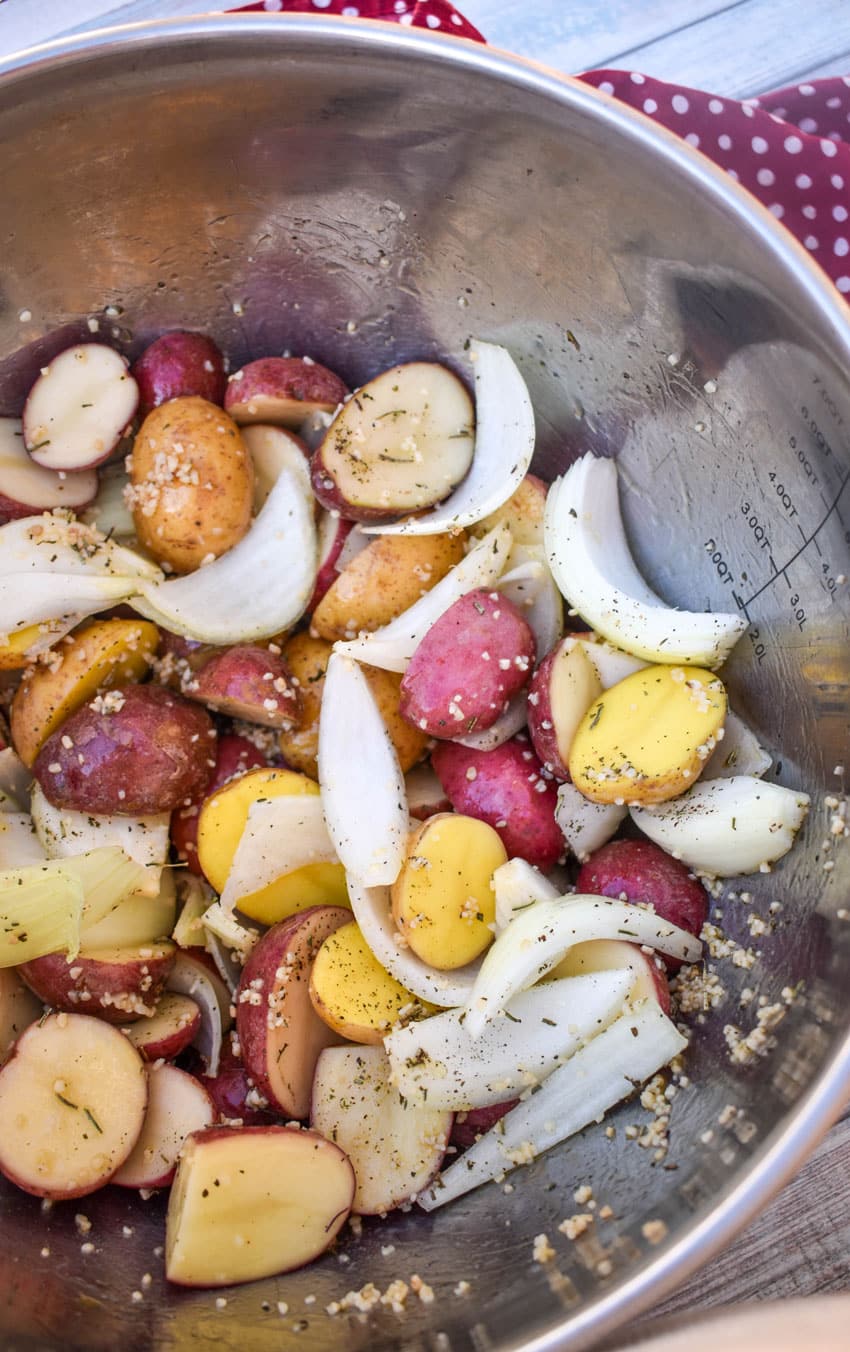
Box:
124;992;202;1061
549;937;671;1013
236;906;350;1118
240;423;310;511
18;941;177;1024
527;638;604;780
184;644;301;730
198;1045;277;1126
112;1064;216;1189
0;417;98;522
310;362;474;521
451;1100;517;1149
308;511;354;612
171;733;267;873
225;356;348;428
23;344;139;471
165;1125;355;1286
0;968;43;1064
405;762;451;820
311;1044;452;1214
0;1013;147;1198
132;331;227;415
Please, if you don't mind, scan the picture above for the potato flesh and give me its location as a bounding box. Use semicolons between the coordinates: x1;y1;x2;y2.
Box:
569;665;727;805
309;921;421;1043
166;1127;354;1286
112;1063;214;1187
550;643;604;766
10;618;159;767
0;1013;147;1197
197;767;348;924
391;813;506;970
320;363;474;512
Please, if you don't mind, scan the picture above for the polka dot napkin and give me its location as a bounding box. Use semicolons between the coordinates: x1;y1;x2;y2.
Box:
233;0;850;300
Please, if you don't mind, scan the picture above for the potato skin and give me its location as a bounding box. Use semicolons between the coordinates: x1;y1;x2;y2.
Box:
225;357;348;427
431;734;563;873
276;632;332;779
171;733;267;874
311;530;466;641
185;645;301;730
33;683;216;815
361;665;429;774
132;332;227;416
399;589;535;737
128;396;253;573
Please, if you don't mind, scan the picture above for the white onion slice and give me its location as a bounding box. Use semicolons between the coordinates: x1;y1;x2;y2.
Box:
464;894;702;1038
362;341;535;536
574;635;648;687
555;783;628;862
0;749;31;811
80;461;136;539
455;692;528;751
333;521;512;673
166;952;232;1077
200;899;260;964
493;858;559;932
498;544;563;660
631;775;809;876
132;463;317;643
702;710;772;780
334;522;371;573
0;813;45;869
219;795;337;913
418;999;687;1210
0;573;139;633
543;454;747;667
318;653;407;887
346;875;478;1008
30;783;168;897
385;970;632;1110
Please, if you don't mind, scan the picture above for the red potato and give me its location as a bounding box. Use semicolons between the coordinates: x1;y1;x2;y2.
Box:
23;344;138;471
0;1013;147;1199
236;906;350;1119
197;1045;278;1126
166;951;232;1078
112;1064;216;1189
0;417;98;523
431;735;564;872
33;683;216;816
575;839;709;971
527;638;603;781
310;1044;452;1215
308;511;355;612
183;645;301;730
310;361;475;522
240;423;310;512
18;941;177;1024
400;588;535;738
405;761;451;820
124;992;202;1060
451;1100;517;1150
225;356;348;428
171;733;267;874
132;331;227;415
165;1125;355;1286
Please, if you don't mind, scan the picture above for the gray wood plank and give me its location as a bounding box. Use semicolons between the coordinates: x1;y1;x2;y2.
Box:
799;49;850;82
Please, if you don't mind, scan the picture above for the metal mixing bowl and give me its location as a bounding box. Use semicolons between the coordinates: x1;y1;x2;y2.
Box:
0;15;848;1352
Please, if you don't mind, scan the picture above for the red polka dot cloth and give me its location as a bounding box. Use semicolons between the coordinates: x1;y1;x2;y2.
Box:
233;0;850;299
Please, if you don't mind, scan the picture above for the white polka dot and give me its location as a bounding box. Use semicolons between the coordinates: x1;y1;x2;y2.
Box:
795;173;812;189
784;135;804;154
742;104;755;118
822;139;838;157
425;12;440;25
799;117;818;134
718;133;732;151
342;4;359;13
685;132;700;147
756;167;775;187
804;235;819;250
727;168;740;181
630;72;646;85
772;107;787;120
827;96;843;109
834;205;849;222
837;276;850;293
263;0;282;9
835;237;849;256
799;84;816;96
599;81;615;95
312;0;332;7
451;13;463;23
708;98;724;114
399;11;414;23
672;94;689;114
829;131;842;141
643;98;658;114
751;136;769;154
803;204;817;219
394;0;406;10
769;203;785;219
832;174;845;189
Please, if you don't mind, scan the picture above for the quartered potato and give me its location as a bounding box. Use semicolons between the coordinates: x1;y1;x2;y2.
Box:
309;921;424;1044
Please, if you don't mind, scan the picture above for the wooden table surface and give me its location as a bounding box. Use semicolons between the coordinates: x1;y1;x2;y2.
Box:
0;0;849;1341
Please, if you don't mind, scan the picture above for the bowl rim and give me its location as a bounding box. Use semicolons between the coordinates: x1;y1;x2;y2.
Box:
1;14;849;1352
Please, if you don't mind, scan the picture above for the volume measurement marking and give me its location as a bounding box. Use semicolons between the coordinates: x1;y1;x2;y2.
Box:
741;470;849;608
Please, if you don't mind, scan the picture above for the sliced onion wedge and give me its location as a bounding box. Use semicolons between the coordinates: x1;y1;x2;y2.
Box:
418;999;687;1210
166;952;232;1078
497;545;563;660
219;795;337;914
455;692;528;752
0;749;31;811
346;876;478;1008
702;710;772;780
318;653;407;886
555;783;627;863
631;775;809;876
362;341;535;536
132;464;317;643
0;813;46;870
385;970;632;1110
543;454;747;667
333;521;512;672
463;894;702;1038
30;784;169;897
492;858;559;932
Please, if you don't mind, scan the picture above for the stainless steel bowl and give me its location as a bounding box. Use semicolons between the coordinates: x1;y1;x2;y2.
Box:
0;16;848;1352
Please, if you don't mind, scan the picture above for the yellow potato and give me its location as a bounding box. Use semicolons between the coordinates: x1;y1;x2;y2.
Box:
569;664;727;806
361;664;429;774
277;631;332;779
128;396;254;574
471;473;547;546
391;813;506;970
0;623;49;671
10;618;159;767
308;921;424;1043
311;530;466;641
196;766;348;925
